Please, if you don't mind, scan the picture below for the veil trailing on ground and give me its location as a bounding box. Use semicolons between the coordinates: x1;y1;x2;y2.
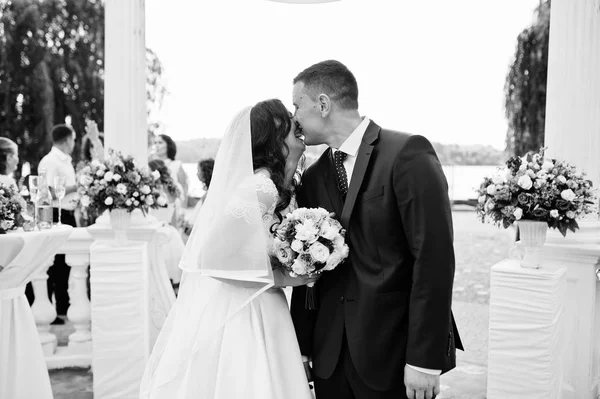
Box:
140;106;276;394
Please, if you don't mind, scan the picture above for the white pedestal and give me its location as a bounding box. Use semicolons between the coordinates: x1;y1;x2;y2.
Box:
487;259;566;399
88;214;175;398
90;241;150;398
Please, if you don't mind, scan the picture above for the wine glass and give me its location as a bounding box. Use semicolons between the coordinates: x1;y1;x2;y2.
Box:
28;175;39;230
53;175;67;226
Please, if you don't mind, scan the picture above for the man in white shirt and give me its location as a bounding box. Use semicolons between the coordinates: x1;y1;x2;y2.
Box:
36;124;78;323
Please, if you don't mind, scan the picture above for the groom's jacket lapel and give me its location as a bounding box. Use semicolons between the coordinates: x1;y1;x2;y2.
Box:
340;121;380;230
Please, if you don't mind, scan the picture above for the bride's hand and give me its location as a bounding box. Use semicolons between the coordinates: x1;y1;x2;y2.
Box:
272;267;320;288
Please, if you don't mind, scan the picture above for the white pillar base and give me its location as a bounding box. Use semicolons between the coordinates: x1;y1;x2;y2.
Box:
539;226;600;399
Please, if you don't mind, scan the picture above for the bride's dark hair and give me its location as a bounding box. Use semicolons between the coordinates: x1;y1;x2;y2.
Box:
250;99;297;221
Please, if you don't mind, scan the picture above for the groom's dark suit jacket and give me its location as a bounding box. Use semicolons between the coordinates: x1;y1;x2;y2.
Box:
291;121;463;392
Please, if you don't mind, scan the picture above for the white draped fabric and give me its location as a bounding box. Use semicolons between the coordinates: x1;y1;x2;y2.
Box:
150;204;184;284
487;260;567;399
90;241;152;398
0;226;73;399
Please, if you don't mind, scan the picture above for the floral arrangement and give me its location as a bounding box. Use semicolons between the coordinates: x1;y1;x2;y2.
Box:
475;148;597;236
76;149;168;216
272;207;349;277
0;183;27;234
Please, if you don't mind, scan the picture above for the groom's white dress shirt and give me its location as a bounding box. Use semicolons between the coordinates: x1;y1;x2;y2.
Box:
331;116;442;377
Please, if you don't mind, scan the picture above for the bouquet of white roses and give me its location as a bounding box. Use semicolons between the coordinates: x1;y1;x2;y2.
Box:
76;149;168;217
0;183;27;234
272;207;349;307
475;147;597;236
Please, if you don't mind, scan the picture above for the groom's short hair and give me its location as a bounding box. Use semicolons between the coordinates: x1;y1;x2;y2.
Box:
293;60;359;110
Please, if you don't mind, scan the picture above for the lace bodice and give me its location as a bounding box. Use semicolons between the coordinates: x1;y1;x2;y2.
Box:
223;172;278;230
223;171;297;236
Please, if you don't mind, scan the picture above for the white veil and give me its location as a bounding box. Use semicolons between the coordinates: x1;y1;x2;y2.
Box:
140;106;275;393
179;105;272;283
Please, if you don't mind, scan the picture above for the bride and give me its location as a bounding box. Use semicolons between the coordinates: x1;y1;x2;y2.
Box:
140;99;315;399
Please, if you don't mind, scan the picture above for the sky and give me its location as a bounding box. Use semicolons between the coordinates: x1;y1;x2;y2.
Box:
145;0;541;150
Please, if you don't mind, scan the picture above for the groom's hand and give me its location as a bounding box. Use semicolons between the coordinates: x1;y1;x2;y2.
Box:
404;365;440;399
272;267;320;288
303;359;313;383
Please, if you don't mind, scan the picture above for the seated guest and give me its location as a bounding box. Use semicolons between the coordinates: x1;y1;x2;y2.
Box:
0;137;19;189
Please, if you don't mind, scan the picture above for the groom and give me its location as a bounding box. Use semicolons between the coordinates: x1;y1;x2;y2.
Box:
290;60;463;399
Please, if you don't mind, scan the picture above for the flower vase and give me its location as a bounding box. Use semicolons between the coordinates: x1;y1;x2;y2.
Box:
109;209;131;245
517;220;548;269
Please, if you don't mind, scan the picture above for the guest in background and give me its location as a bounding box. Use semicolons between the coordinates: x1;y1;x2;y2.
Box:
76;120;104;227
183;158;214;238
36;124;78;324
0;137;19;189
148;159;184;290
197;158;214;196
151;134;188;207
79;119;104;165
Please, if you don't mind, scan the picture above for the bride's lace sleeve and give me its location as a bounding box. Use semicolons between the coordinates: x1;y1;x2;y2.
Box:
224;173;278;224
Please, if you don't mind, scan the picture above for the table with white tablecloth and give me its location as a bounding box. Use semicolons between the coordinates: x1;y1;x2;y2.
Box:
0;226;73;399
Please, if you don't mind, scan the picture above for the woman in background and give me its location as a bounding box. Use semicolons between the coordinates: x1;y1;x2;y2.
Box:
0;137;19;189
182;158;214;239
151;134;188;207
149;159;185;289
76;120;104;227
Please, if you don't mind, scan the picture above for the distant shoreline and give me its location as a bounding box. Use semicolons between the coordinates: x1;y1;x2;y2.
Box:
182;163;497;203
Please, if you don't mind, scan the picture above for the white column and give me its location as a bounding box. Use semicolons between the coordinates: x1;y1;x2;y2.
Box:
544;0;600;216
541;2;600;398
104;0;148;165
30;258;57;356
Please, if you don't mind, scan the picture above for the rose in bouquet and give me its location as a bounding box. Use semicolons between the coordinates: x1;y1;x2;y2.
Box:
475;147;597;236
0;183;27;234
76;149;168;217
272;207;349;308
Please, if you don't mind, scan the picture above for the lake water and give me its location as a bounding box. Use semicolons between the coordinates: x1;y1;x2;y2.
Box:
183;163;499;202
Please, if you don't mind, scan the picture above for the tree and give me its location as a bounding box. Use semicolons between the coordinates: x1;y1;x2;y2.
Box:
0;0;167;173
504;1;550;157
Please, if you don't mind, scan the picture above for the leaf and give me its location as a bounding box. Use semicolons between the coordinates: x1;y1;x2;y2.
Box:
558;224;568;237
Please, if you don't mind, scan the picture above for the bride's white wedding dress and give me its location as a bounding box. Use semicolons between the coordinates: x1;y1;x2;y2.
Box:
140;172;312;399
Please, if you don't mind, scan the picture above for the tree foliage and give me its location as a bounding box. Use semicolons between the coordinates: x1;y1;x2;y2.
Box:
504;1;550;157
0;0;166;173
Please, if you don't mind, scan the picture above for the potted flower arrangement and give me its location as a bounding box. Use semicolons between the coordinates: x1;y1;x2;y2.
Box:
0;183;27;234
475;147;597;268
76;150;168;240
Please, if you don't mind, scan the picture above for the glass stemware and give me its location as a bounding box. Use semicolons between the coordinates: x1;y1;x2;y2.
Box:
53;175;67;226
28;175;39;230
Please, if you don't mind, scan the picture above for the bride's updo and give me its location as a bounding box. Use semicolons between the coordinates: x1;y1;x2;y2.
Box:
250;99;296;220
